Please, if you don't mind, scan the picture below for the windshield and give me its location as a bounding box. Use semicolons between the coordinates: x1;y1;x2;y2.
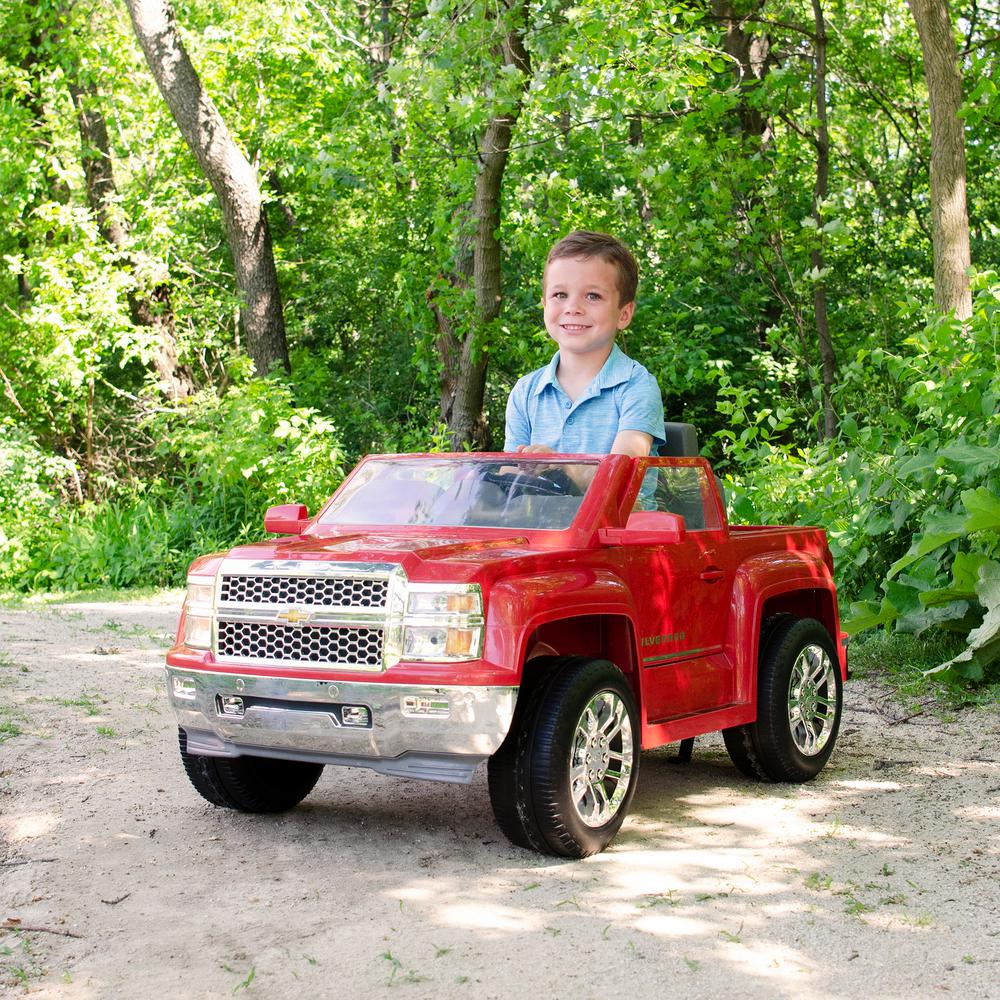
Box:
317;458;598;531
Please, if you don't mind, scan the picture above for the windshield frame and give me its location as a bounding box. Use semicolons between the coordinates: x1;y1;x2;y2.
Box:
306;453;622;540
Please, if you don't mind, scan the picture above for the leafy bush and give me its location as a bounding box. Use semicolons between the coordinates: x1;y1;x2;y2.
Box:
720;274;1000;685
145;378;346;513
6;380;348;593
0;423;80;585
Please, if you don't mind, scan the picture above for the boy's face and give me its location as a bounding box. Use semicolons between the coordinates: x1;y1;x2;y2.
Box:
542;255;635;361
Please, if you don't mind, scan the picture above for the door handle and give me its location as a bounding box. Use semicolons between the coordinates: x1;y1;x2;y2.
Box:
700;567;725;583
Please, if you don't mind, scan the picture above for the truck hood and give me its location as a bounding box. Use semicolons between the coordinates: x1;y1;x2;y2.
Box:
225;531;542;569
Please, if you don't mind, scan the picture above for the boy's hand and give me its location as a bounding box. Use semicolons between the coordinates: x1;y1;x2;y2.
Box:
516;444;556;454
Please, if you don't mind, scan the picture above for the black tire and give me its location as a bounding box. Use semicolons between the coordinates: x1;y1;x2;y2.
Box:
486;663;553;853
488;657;640;858
723;617;842;783
178;728;324;813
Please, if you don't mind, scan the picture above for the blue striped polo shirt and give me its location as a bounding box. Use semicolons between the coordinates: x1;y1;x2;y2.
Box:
504;344;664;454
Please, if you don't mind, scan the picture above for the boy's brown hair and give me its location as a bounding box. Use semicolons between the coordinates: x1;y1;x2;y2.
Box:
544;230;639;306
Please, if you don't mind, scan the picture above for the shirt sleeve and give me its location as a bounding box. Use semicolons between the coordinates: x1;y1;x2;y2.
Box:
616;369;665;453
504;379;531;451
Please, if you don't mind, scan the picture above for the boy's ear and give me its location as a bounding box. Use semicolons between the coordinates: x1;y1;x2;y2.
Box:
616;300;636;330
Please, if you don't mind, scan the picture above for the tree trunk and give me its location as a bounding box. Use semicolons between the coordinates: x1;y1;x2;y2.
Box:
811;0;837;440
908;0;972;319
123;0;290;374
14;1;72;301
711;0;783;349
69;80;194;398
712;0;774;145
627;116;653;223
432;3;531;450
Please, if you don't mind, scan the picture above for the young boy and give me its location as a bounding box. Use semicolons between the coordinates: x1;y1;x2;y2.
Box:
504;231;664;457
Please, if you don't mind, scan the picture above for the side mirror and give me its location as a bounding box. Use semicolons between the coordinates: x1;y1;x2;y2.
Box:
598;511;686;546
264;503;309;535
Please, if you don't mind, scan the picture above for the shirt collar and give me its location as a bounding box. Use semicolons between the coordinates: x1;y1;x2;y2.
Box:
532;344;632;398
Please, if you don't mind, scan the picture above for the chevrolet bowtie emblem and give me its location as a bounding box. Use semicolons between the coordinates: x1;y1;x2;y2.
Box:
276;608;311;624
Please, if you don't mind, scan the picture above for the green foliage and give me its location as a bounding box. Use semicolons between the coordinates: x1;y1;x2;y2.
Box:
146;379;345;513
0;422;80;584
5;381;346;592
722;275;1000;684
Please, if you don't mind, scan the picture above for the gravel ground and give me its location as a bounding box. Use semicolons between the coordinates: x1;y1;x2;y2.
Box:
1;593;999;999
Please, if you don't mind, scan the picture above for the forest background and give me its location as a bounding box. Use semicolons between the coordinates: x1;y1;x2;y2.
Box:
1;0;998;693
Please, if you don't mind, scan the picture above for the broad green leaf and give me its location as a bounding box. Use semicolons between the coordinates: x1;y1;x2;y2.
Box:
896;450;939;477
843;598;897;635
928;561;1000;679
920;552;993;606
961;488;1000;533
937;443;998;474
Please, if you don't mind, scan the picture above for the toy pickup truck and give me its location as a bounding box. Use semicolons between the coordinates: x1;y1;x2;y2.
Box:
167;448;846;857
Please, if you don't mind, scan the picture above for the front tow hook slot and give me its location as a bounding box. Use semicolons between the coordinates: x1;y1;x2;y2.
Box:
341;705;371;727
217;695;245;718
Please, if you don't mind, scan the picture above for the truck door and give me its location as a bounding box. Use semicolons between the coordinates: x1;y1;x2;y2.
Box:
627;460;735;722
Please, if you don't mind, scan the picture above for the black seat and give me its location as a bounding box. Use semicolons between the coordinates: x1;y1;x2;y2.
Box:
659;422;699;457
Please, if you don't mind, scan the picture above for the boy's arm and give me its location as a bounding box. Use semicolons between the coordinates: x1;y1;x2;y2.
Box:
615;370;664;456
504;382;532;452
610;430;654;457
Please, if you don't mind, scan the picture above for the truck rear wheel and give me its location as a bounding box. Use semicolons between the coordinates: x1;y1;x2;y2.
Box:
723;617;842;782
178;728;324;812
488;657;639;858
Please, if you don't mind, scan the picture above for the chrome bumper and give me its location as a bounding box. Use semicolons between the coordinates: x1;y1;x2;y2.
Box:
166;667;517;784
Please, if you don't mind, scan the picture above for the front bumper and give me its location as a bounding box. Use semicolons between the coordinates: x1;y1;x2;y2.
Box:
166;666;517;784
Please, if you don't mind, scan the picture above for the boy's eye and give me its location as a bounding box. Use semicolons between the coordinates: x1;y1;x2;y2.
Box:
586;292;602;300
552;291;567;299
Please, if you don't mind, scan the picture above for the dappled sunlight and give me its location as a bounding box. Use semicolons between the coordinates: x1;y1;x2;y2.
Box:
712;939;821;979
833;779;907;791
593;843;761;891
631;911;712;937
1;811;60;841
437;901;542;933
40;771;103;788
953;803;1000;823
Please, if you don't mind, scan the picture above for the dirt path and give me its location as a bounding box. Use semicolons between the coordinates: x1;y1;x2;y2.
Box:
1;594;998;999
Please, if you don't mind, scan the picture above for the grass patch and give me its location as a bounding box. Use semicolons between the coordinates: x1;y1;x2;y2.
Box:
848;630;1000;708
0;585;182;609
0;718;22;742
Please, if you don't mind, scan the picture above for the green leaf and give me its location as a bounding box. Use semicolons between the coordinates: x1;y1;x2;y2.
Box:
920;551;993;606
896;450;939;477
961;487;1000;533
843;598;897;635
937;443;998;475
888;509;968;578
927;561;1000;679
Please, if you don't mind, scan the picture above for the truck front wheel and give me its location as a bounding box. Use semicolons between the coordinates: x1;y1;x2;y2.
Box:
488;658;640;858
178;728;324;812
723;617;842;782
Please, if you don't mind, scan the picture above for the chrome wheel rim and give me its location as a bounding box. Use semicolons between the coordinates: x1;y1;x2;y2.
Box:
569;690;634;828
787;643;838;756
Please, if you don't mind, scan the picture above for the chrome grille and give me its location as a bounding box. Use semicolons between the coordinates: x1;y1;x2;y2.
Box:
218;620;384;666
220;574;388;608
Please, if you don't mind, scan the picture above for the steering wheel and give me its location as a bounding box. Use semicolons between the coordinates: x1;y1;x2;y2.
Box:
481;468;580;497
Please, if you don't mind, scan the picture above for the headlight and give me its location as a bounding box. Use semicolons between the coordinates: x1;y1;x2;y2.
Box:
384;577;485;665
403;625;482;659
183;573;216;649
186;580;215;607
183;613;212;649
406;589;482;616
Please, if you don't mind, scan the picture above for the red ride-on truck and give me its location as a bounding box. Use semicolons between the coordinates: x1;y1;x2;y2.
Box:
167;435;847;858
